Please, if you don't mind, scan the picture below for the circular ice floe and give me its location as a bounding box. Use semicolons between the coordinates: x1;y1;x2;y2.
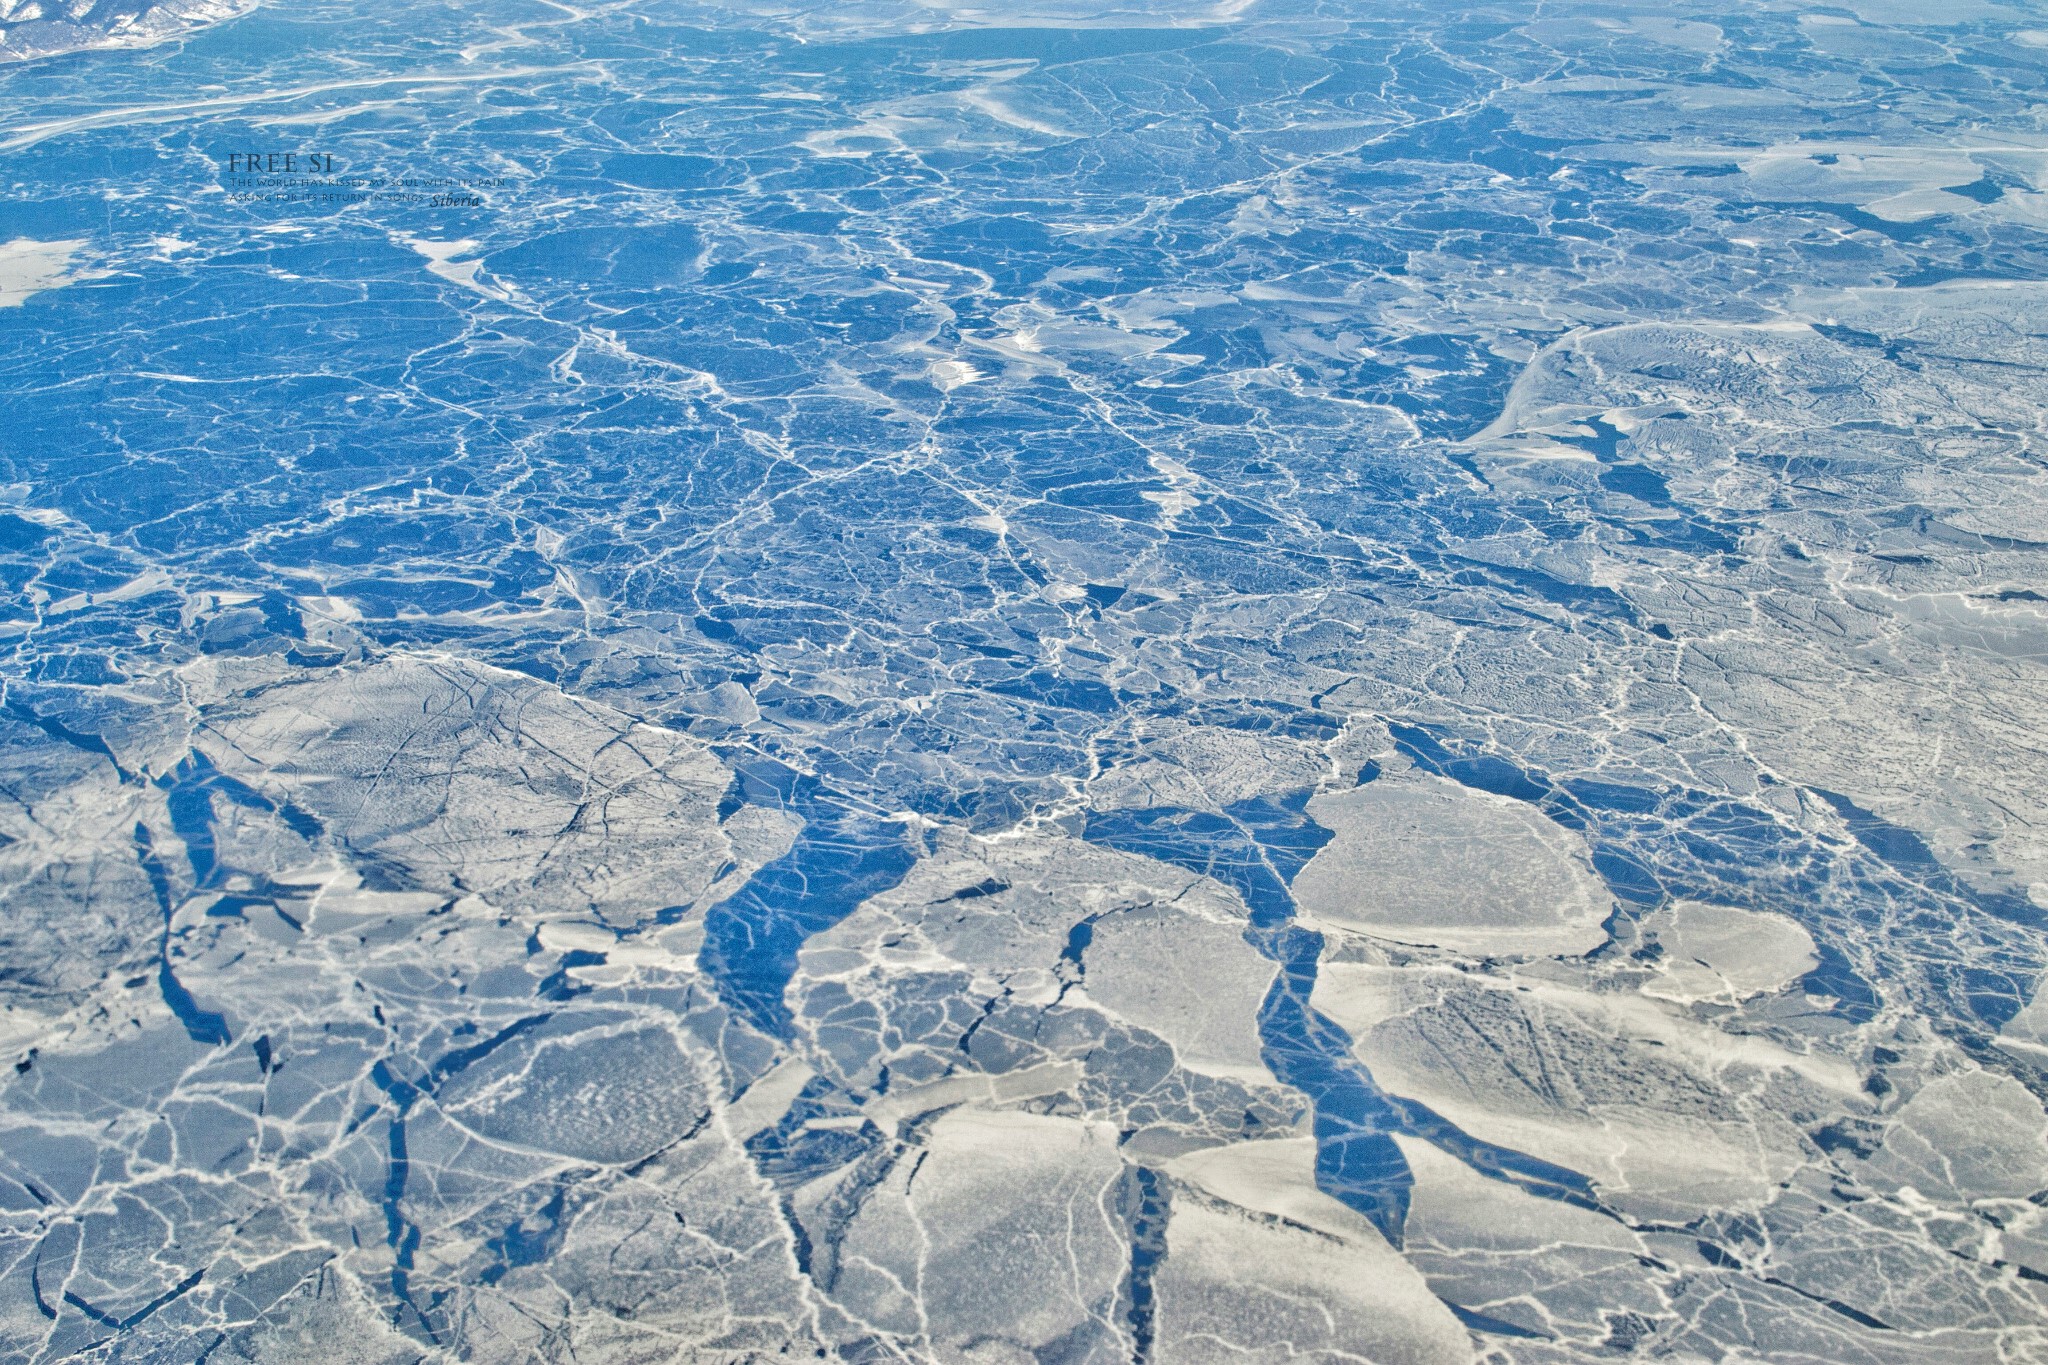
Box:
1862;1070;2048;1204
435;1019;708;1167
1290;775;1612;957
1639;899;1818;1004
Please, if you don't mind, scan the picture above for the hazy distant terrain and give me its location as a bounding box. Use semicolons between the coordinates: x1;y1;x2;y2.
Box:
0;0;2045;1359
0;0;252;62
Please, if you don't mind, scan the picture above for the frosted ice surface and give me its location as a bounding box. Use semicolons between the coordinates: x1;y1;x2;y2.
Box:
2;0;2047;1358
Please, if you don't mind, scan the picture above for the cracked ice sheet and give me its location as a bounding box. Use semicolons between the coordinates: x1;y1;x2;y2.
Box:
0;653;832;1361
4;0;2048;1358
1457;292;2048;897
194;653;735;926
788;828;1297;1137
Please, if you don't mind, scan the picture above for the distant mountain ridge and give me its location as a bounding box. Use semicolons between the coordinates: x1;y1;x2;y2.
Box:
0;0;252;62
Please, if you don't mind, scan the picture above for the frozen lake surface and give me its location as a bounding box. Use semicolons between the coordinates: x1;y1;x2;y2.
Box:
1;0;2047;1359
